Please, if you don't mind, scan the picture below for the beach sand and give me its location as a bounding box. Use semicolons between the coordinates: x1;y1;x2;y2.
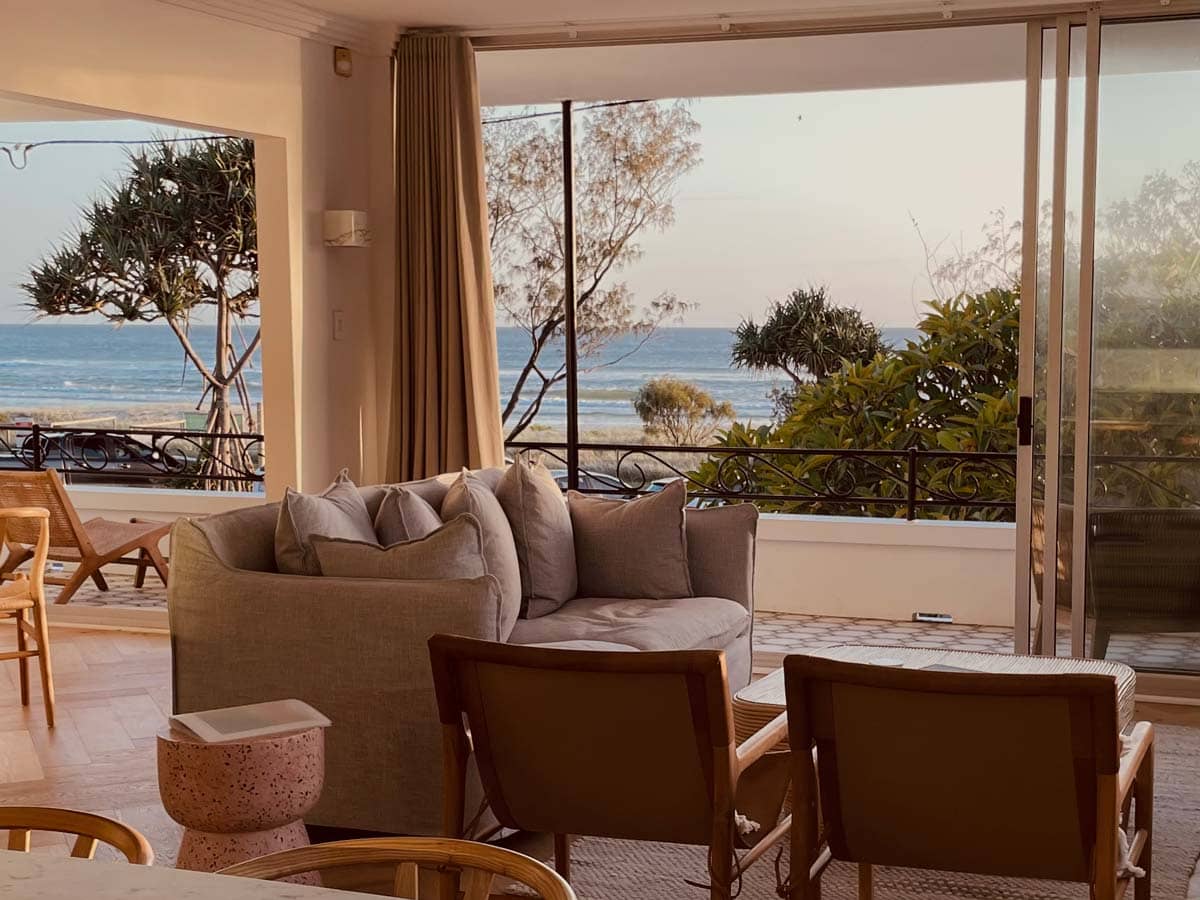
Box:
0;403;203;429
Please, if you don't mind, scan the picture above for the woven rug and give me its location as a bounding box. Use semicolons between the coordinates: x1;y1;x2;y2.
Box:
562;722;1200;900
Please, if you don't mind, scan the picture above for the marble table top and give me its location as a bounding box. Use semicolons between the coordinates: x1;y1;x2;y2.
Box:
0;851;386;899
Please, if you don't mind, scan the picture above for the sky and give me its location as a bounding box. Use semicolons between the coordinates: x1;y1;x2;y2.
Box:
0;82;1026;329
0;119;215;325
1;38;1196;330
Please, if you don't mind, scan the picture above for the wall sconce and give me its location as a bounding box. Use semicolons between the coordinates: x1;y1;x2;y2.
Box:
323;210;371;247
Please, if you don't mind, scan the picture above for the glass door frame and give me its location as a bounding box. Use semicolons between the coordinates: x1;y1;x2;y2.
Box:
1015;11;1101;657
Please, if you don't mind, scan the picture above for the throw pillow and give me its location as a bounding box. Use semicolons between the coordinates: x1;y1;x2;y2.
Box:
374;486;443;545
312;514;487;581
442;470;522;637
274;469;376;576
568;479;693;599
495;458;577;618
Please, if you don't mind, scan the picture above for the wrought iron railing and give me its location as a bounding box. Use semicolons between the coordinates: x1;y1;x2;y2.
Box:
0;423;265;491
506;440;1200;520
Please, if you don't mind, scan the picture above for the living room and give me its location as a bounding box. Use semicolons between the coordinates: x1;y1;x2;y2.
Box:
1;0;1198;898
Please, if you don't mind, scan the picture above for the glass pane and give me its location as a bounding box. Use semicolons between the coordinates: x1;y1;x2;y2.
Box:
1086;19;1200;671
482;103;566;468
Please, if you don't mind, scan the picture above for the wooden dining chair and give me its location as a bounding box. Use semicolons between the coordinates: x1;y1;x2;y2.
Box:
428;635;790;900
0;507;55;726
0;469;171;604
218;837;576;899
783;653;1154;900
0;806;154;864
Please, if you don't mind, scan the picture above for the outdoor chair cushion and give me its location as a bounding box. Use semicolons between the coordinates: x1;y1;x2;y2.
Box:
495;457;577;619
567;480;693;600
442;470;522;638
373;486;443;545
507;594;750;652
275;469;377;576
312;514;487;581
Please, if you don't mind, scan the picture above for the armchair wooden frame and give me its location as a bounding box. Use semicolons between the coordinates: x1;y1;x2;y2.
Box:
0;507;55;726
0;806;153;864
429;635;792;900
783;654;1154;900
0;468;170;604
218;837;576;899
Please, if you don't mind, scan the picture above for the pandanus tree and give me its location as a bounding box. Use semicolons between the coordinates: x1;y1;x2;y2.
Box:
731;286;885;385
22;137;259;487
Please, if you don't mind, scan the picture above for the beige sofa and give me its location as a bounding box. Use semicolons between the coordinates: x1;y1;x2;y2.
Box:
168;469;757;836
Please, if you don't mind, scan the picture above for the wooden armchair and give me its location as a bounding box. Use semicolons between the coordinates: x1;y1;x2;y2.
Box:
219;837;574;899
783;654;1153;900
0;507;55;725
428;635;790;900
0;468;170;604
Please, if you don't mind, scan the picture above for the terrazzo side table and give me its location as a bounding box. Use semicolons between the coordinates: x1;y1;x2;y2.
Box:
157;725;325;882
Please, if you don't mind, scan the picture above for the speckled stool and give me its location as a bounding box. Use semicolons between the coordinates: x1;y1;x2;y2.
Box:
157;725;325;881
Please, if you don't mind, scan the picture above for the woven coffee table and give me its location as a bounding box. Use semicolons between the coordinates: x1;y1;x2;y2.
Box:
732;645;1138;749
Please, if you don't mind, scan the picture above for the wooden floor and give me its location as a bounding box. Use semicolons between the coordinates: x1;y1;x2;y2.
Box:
1;625;1199;869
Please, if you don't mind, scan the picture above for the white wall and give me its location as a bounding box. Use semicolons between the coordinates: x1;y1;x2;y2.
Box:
0;0;394;495
755;515;1016;626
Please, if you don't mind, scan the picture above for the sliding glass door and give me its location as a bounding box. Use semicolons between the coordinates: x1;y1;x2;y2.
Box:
1018;14;1200;674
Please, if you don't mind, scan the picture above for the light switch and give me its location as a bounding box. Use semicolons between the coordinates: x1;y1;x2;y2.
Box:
332;309;345;341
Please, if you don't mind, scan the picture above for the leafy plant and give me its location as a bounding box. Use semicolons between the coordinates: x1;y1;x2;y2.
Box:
632;376;734;446
731;285;884;385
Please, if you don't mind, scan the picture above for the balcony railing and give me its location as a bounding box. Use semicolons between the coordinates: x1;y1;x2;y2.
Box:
506;440;1200;520
0;423;265;492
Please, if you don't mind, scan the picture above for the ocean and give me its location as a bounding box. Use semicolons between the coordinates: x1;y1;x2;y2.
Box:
0;323;920;428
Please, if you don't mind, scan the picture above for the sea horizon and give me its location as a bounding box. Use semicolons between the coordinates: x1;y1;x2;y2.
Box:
0;322;922;429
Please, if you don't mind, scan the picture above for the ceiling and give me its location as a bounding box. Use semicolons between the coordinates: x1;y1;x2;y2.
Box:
0;96;109;123
297;0;1037;29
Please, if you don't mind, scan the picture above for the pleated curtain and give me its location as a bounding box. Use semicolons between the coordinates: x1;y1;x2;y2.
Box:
388;35;504;481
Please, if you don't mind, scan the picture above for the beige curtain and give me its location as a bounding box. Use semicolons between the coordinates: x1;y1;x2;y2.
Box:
388;35;504;481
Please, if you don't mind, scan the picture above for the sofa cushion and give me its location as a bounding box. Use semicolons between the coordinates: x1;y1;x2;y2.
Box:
496;458;577;619
275;469;377;576
568;480;692;599
373;486;443;545
312;514;487;581
507;595;750;652
524;640;639;651
686;503;758;610
442;471;521;638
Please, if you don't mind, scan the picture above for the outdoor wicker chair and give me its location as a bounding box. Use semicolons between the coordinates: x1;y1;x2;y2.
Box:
1088;508;1200;661
0;469;171;605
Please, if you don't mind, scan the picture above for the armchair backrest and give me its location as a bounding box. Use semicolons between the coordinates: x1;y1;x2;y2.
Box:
783;654;1120;882
428;635;737;845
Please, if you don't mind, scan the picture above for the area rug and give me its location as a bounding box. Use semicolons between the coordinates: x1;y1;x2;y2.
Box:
564;722;1200;900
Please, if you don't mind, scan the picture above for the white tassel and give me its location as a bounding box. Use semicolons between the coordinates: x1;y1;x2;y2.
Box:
1118;826;1146;880
1116;734;1146;880
734;812;761;836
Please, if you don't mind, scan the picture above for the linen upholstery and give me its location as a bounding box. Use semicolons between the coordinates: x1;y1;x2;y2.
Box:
169;517;503;835
429;638;734;846
388;34;504;480
443;471;521;638
313;514;486;581
783;655;1129;888
686;504;758;611
274;471;376;576
568;480;692;599
373;487;443;545
169;467;758;837
508;595;750;653
495;458;576;618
